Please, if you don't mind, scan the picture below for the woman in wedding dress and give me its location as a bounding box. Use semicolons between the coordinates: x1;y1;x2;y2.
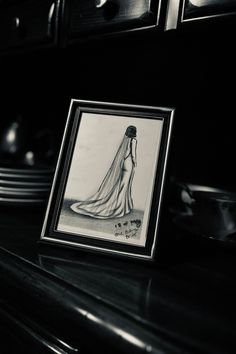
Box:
70;125;137;219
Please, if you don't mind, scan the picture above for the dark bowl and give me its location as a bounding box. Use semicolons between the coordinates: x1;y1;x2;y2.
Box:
170;180;236;244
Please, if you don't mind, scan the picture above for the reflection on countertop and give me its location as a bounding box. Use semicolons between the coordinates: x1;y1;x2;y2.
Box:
1;207;236;353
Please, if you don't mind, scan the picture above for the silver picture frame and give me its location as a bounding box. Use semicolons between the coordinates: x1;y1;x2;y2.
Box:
40;99;174;260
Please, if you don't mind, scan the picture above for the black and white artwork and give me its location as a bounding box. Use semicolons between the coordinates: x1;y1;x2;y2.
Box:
41;100;174;260
57;110;163;247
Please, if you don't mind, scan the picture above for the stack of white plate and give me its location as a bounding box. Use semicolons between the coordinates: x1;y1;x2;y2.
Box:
0;165;53;206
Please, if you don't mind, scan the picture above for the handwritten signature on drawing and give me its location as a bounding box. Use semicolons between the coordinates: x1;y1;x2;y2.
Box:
114;219;142;239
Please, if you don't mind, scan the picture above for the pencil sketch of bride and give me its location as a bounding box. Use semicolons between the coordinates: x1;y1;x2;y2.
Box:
70;125;137;219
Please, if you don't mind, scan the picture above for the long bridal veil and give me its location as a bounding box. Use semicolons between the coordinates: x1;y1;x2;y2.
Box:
70;126;137;219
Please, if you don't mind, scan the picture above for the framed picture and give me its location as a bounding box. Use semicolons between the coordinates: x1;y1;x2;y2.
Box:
40;100;174;260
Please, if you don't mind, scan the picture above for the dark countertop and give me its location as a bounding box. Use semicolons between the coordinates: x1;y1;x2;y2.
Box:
0;205;236;354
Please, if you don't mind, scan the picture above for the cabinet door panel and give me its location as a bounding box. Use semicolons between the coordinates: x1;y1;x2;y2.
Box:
66;0;161;38
0;0;59;52
183;0;236;21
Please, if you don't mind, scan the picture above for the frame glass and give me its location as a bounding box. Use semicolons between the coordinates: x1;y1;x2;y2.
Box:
40;100;174;260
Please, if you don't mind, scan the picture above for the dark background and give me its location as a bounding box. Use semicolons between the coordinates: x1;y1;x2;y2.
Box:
1;21;236;192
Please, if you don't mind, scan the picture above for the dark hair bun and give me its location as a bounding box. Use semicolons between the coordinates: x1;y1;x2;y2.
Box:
125;126;136;138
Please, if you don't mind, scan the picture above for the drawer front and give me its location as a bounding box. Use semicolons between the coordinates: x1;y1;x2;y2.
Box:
182;0;236;22
0;0;59;52
67;0;160;38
